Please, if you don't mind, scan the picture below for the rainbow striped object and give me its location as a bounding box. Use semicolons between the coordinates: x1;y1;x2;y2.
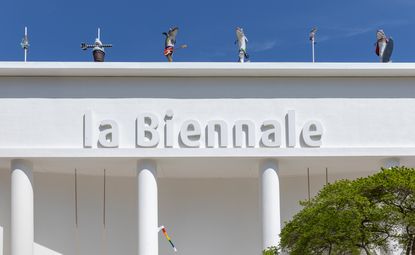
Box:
159;226;178;252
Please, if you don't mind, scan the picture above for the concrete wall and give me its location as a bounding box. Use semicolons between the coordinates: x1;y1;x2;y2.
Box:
1;77;415;150
0;65;413;254
0;169;376;255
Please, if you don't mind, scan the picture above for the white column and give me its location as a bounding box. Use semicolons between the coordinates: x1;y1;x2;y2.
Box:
11;159;34;255
260;160;280;250
0;226;4;255
137;160;158;255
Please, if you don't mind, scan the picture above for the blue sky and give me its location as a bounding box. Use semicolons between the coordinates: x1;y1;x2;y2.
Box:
1;0;414;62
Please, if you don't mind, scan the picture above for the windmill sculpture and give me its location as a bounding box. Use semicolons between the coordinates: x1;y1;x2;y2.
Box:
81;28;112;62
21;27;30;62
309;27;317;63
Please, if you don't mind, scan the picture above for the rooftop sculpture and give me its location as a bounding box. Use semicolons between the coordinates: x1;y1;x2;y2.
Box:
375;29;394;63
20;27;29;62
162;27;187;62
309;27;317;63
12;26;398;63
235;27;249;63
81;28;113;62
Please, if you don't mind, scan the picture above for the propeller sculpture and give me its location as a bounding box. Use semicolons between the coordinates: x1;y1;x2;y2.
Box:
81;28;112;62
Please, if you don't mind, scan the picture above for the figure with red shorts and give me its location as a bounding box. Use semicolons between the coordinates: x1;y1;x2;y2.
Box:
163;27;179;62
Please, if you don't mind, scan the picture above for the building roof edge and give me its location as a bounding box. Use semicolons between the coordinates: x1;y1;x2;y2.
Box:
1;62;415;77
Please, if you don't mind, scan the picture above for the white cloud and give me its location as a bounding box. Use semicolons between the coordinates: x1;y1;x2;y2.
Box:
249;40;279;52
318;19;410;43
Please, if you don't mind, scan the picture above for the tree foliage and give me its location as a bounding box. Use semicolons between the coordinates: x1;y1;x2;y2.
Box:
279;166;415;255
262;246;279;255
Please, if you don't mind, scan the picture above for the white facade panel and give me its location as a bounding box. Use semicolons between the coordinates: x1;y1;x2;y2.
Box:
0;63;414;255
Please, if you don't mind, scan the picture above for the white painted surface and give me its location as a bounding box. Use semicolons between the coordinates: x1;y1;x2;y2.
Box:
0;63;414;254
0;170;379;255
260;160;280;250
2;98;415;153
1;77;415;155
11;159;33;255
0;226;3;255
33;243;62;255
137;160;158;255
1;62;415;77
33;172;136;255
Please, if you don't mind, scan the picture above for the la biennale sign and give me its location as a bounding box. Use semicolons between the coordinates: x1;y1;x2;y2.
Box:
83;110;323;148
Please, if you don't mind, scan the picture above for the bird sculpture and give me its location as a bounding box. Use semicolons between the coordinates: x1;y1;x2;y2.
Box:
235;27;249;63
375;29;394;63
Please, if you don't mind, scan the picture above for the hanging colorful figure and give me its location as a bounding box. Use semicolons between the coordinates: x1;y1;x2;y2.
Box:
159;226;178;252
236;27;249;63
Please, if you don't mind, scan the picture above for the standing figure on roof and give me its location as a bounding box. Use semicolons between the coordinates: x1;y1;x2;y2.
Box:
236;27;249;63
163;27;179;62
375;29;394;63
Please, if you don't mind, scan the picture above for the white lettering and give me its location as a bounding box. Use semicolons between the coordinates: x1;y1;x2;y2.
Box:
302;121;323;147
261;120;281;147
98;120;119;148
234;120;255;148
83;110;323;149
137;113;159;147
206;120;228;148
164;110;174;148
83;110;93;148
180;120;201;147
287;110;296;147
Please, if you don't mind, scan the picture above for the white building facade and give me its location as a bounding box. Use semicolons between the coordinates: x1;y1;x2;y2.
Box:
0;62;414;255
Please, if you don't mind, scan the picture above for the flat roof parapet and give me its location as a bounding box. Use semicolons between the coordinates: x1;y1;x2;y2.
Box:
1;62;415;77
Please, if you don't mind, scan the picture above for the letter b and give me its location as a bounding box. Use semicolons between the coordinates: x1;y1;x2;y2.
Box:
137;113;160;147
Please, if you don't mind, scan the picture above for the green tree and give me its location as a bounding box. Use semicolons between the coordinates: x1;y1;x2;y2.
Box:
361;167;415;254
262;246;279;255
279;167;415;254
280;179;390;254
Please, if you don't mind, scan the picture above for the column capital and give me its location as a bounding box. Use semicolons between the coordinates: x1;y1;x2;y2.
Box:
259;159;279;173
137;159;157;171
11;159;33;171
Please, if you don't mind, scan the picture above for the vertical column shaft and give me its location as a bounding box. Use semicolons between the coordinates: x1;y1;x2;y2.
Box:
137;160;158;255
260;160;280;250
11;159;33;255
